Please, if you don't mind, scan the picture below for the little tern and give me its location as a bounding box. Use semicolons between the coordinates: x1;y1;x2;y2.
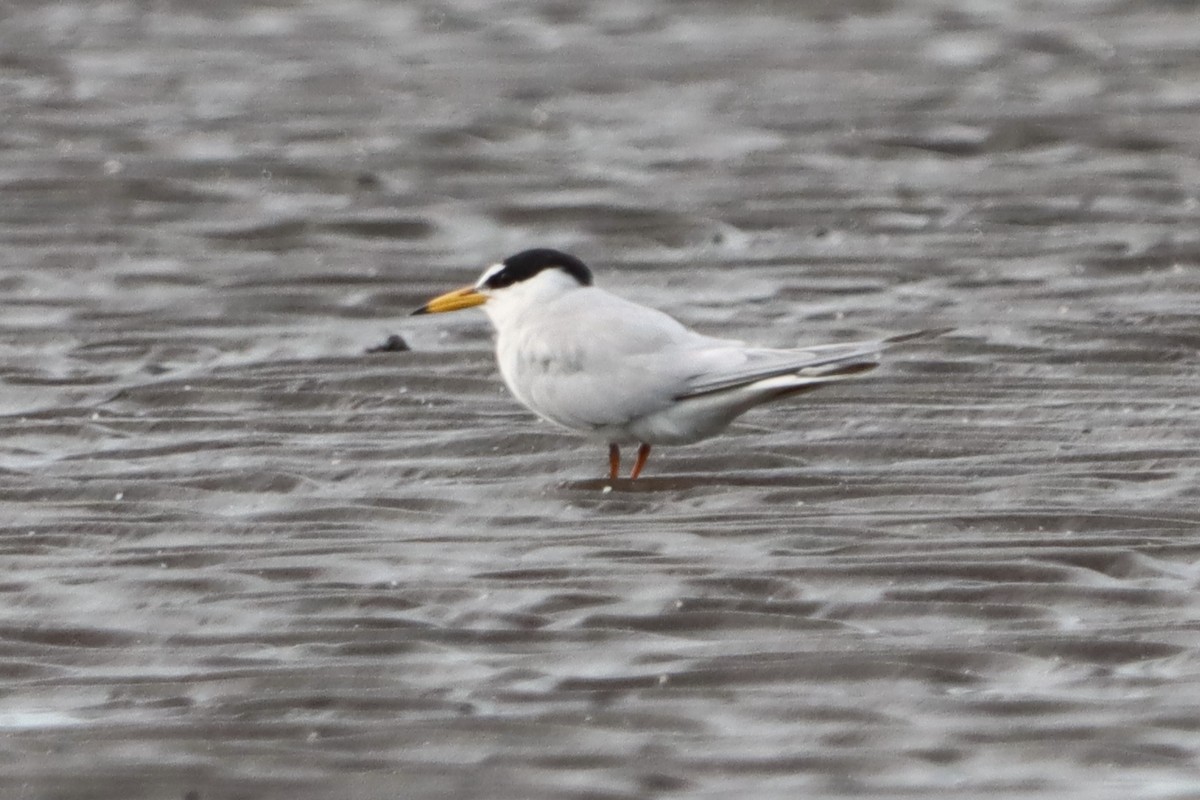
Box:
413;248;941;480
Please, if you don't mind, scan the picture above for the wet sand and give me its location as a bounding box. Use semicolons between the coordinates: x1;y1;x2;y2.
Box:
2;1;1199;798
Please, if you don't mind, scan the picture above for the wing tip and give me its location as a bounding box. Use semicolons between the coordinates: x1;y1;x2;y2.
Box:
883;327;954;346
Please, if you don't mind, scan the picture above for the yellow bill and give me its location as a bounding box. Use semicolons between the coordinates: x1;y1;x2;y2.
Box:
411;285;487;315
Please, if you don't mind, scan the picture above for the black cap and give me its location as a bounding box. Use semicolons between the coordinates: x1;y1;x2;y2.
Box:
481;249;593;290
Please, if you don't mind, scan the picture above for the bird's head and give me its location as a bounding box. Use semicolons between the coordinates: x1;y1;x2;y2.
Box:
411;249;593;319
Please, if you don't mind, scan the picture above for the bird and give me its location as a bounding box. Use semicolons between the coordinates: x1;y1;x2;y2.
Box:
412;248;943;481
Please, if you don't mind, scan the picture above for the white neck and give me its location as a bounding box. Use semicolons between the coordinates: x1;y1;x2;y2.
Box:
480;268;585;332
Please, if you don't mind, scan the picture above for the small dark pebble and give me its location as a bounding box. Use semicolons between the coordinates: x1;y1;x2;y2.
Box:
366;334;411;353
639;773;690;792
354;171;382;190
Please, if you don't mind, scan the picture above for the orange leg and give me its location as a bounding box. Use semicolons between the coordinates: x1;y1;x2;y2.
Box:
629;443;652;480
608;443;620;481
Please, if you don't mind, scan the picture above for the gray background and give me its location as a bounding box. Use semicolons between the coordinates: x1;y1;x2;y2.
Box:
1;1;1199;798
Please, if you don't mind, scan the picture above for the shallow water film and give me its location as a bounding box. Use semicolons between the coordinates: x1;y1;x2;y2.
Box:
2;1;1200;798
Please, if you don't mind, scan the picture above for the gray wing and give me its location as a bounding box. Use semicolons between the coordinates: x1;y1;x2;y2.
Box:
676;329;949;399
675;342;880;399
507;282;945;429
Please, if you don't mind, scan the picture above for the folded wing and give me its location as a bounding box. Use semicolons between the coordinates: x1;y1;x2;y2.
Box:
677;328;948;399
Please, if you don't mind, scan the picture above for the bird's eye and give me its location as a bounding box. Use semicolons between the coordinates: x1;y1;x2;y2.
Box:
484;270;515;290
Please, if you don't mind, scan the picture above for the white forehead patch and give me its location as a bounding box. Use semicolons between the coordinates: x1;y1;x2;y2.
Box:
476;262;505;289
